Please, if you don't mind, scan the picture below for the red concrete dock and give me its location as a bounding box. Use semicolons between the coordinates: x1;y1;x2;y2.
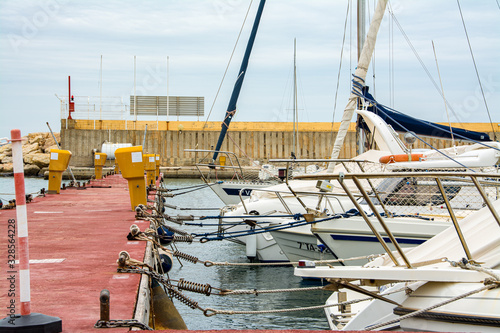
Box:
1;175;148;332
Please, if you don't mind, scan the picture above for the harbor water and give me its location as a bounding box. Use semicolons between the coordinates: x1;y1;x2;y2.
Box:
0;177;331;330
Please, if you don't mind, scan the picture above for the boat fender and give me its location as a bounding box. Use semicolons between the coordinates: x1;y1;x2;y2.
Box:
157;226;175;246
379;153;424;164
158;249;173;273
246;233;257;259
150;278;187;330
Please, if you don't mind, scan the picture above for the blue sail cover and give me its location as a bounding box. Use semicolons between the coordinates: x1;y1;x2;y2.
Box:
361;90;491;142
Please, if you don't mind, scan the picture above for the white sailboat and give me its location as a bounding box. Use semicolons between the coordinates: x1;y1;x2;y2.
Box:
210;0;500;264
295;170;500;332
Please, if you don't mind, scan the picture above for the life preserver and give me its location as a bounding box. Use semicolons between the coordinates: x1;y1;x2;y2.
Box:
379;153;424;164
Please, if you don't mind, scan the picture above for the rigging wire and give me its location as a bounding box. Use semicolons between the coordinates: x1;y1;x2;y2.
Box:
202;0;254;130
431;40;456;149
329;0;351;148
387;11;464;127
456;0;497;141
389;1;395;107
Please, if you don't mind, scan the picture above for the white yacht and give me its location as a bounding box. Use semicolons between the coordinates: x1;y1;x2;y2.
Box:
295;170;500;332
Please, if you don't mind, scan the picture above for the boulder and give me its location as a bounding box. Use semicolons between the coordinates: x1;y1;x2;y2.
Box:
1;163;13;173
22;142;40;155
43;145;59;153
31;153;51;168
38;167;49;177
28;133;46;144
2;155;13;164
43;133;60;148
0;143;12;154
24;164;40;176
24;153;37;165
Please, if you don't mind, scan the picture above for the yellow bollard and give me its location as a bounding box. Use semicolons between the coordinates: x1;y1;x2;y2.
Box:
48;149;72;194
114;160;120;174
143;154;156;187
155;154;160;180
219;155;226;171
115;146;147;211
94;152;107;179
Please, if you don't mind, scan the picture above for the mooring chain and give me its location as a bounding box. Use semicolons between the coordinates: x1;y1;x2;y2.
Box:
117;266;426;318
119;265;325;297
117;267;204;311
94;319;153;330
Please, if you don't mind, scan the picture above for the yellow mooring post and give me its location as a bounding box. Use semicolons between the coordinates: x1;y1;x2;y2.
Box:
143;154;156;187
219;155;226;171
115;146;147;211
48;149;72;194
155;154;160;180
94;152;107;179
114;159;120;174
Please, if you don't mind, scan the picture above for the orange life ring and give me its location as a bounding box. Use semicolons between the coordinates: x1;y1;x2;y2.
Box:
379;153;424;164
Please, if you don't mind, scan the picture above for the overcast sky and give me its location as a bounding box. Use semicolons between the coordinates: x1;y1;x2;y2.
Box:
0;0;499;138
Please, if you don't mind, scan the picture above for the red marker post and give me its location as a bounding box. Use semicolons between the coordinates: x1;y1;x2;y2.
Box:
11;129;31;315
0;129;62;332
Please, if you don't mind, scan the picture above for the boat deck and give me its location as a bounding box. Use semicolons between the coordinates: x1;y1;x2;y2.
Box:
0;175;148;332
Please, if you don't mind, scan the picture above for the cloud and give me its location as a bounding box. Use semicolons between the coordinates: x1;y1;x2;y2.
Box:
0;0;498;138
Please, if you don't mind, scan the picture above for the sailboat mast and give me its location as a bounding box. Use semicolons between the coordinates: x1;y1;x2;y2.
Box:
211;0;266;163
293;38;298;157
328;0;388;171
356;0;367;155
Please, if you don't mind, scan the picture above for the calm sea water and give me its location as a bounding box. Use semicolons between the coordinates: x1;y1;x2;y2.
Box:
162;179;331;330
0;176;72;205
0;176;331;330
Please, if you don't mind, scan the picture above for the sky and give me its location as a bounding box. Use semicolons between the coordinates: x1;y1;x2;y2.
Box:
0;0;499;138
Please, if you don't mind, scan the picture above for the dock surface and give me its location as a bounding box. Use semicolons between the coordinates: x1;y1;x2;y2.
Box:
1;175;147;332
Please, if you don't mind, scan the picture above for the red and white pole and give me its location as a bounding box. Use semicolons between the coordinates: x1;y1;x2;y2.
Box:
11;129;31;316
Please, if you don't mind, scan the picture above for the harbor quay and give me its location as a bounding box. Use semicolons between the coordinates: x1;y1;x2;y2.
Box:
60;119;494;168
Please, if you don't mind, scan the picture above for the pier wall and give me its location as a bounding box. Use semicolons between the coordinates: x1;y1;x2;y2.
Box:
60;119;493;167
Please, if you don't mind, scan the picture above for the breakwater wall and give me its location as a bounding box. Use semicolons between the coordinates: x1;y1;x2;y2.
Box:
60;119;493;167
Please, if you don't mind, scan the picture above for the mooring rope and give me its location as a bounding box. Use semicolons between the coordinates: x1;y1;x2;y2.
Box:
364;282;498;331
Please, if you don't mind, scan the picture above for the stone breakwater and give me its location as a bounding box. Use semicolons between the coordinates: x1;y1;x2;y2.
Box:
0;132;60;177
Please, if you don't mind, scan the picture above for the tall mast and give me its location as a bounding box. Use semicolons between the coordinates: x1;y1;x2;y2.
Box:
292;38;298;157
211;0;266;163
357;0;366;60
328;0;388;171
356;0;367;155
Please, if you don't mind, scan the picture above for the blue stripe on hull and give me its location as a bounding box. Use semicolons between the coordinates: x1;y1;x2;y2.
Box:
330;234;426;245
222;188;253;197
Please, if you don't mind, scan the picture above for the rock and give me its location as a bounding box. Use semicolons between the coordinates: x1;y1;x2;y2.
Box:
22;142;40;155
31;153;51;168
28;133;46;145
38;167;49;177
43;145;59;153
0;143;12;154
24;153;36;165
1;163;13;173
43;133;60;148
24;164;40;176
2;155;13;164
